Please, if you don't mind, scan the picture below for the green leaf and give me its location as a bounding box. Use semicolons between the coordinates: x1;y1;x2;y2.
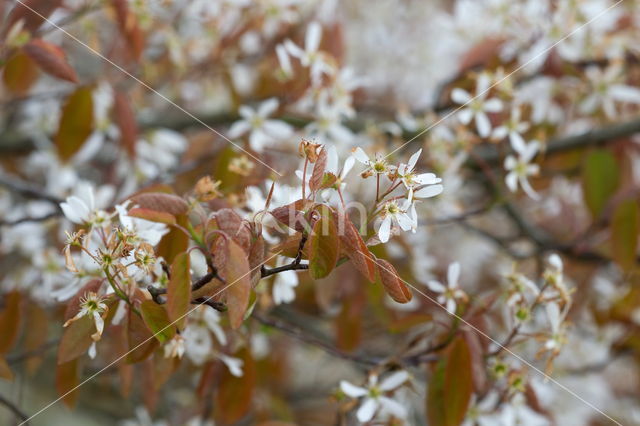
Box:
57;315;95;364
167;252;191;329
55;86;94;162
582;149;619;218
611;200;639;271
427;336;473;426
2;51;39;95
225;239;252;329
139;300;175;343
308;206;339;279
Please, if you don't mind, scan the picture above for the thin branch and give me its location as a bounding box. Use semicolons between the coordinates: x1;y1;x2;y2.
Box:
0;393;30;425
260;262;309;277
6;339;59;365
0;174;63;206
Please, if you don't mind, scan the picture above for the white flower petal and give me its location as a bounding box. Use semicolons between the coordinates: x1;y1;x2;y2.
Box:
413;184;443;199
475;112;492;138
340;381;368;398
258;98;279;117
378;216;392;243
352;147;370;164
356;398;378;423
448;262;461;288
228;120;251;138
380;396;407;419
379;370;409;391
305;22;322;53
427;280;446;293
451;88;472;104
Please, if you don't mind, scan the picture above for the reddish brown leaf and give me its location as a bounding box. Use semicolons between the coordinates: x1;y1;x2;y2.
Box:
0;357;13;381
0;291;22;354
130;192;189;215
215;208;252;252
215;348;256;425
157;214;189;263
126;308;158;363
463;328;488;394
111;0;144;61
335;297;363;352
127;207;176;225
23;303;49;374
222;239;252;329
376;258;412;303
309;146;327;192
426;336;473;426
23;39;79;83
5;0;62;35
113;90;138;158
55;86;94;162
2;51;39;95
57;315;95;364
167;252;191;329
56;358;80;408
248;234;265;288
336;210;376;282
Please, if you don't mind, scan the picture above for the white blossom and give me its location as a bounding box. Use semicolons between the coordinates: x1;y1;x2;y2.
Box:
452;74;503;138
340;371;409;423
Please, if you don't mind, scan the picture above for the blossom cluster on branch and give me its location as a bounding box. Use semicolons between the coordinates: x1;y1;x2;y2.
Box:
1;1;640;425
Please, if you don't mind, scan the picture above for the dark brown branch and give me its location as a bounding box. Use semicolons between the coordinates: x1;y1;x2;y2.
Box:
260;262;309;278
6;339;58;365
0;393;30;424
0;174;63;206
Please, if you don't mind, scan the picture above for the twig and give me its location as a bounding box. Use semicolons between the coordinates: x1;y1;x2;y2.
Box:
6;339;59;365
0;174;63;206
0;393;29;425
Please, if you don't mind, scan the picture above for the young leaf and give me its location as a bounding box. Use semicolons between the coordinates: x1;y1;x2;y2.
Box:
0;357;14;381
310;146;328;192
57;315;95;364
126;308;158;363
5;0;61;34
336;210;376;282
0;291;22;354
308;206;339;279
55;86;94;162
223;239;252;329
23;39;79;83
376;258;412;303
113;90;138;158
215;348;256;425
139;300;175;343
112;0;144;61
167;252;191;329
611;200;639;271
127;207;176;225
426;336;473;426
130;192;189;215
56;358;80;408
582;149;619;218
